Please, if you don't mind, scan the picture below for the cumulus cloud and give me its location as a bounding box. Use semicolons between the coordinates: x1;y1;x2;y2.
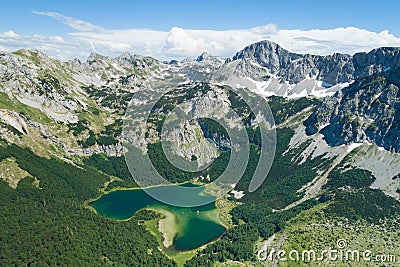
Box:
1;30;20;38
250;24;278;35
0;31;80;59
1;12;400;62
48;36;65;43
164;27;205;56
272;27;400;55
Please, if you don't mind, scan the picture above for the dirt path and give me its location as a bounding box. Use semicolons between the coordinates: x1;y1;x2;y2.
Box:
272;234;287;267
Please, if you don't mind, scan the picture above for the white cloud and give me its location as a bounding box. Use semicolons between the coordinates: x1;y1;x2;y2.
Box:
49;36;65;43
1;30;20;38
32;11;107;32
272;27;400;55
164;27;206;56
250;24;278;35
0;31;79;59
1;12;399;62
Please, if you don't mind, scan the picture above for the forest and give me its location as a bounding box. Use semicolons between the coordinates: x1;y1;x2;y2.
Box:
0;140;175;266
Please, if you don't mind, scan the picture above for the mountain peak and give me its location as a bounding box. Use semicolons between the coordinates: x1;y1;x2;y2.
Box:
118;51;133;61
230;40;289;61
223;39;400;86
87;52;109;63
196;52;210;62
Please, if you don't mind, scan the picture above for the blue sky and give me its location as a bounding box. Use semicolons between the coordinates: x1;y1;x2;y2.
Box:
2;0;399;35
1;0;400;60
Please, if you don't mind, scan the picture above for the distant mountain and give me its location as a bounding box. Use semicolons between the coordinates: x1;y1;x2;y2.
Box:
217;40;400;98
228;40;400;83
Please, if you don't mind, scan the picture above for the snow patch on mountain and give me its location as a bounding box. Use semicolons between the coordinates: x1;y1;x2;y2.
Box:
347;143;363;152
223;75;349;99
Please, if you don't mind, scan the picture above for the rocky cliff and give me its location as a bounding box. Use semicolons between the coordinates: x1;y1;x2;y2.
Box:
224;40;400;86
305;67;400;152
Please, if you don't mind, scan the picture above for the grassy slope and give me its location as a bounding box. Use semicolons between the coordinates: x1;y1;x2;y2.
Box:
274;203;400;266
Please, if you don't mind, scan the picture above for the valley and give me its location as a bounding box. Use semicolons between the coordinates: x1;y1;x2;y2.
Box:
1;40;400;266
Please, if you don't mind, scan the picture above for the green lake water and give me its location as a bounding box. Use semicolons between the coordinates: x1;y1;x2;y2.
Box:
89;184;226;251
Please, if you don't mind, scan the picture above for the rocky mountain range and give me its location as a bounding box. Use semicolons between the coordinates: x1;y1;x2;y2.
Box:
2;39;400;266
1;40;399;148
1;40;400;196
226;40;400;84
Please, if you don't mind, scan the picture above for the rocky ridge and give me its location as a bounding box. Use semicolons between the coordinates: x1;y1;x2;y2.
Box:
305;67;400;152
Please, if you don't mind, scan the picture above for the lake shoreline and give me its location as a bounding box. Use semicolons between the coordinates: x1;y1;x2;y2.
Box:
87;180;206;203
87;180;232;265
145;207;179;248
